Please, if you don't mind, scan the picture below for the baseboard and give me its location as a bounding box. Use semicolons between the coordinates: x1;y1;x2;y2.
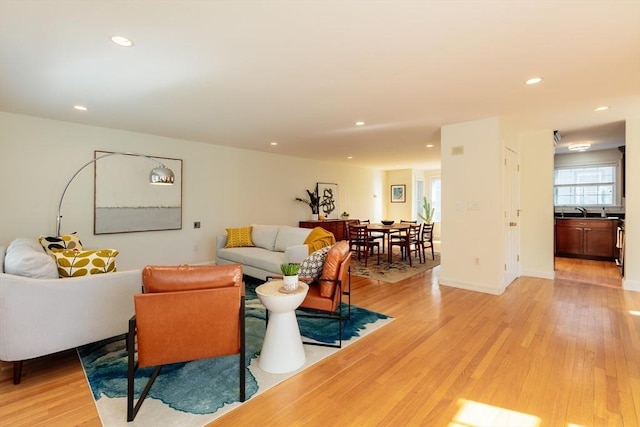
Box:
622;278;640;292
520;269;555;280
438;277;504;295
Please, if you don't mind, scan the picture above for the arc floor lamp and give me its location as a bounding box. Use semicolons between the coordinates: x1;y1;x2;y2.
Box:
56;151;175;237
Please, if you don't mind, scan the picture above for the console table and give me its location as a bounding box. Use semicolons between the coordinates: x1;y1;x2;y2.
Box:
299;219;358;241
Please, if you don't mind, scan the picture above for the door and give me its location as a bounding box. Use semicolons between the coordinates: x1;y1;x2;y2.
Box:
504;147;520;287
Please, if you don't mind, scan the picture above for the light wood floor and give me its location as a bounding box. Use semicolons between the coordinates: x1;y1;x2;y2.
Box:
1;262;639;427
555;256;623;288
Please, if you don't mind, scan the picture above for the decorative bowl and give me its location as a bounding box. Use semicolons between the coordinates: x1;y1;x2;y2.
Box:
381;220;394;226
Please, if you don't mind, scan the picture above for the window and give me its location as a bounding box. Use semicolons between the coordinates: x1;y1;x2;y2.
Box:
431;178;441;222
554;165;616;206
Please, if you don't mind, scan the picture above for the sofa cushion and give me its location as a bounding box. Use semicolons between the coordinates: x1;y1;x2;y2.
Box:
39;233;83;255
274;226;311;252
224;227;255;248
299;245;331;280
251;225;279;251
52;249;119;278
217;246;284;274
4;238;59;279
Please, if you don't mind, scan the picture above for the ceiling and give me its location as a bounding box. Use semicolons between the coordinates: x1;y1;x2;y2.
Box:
1;1;638;170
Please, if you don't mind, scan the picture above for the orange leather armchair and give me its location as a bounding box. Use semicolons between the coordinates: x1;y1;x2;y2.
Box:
297;240;352;348
126;264;245;422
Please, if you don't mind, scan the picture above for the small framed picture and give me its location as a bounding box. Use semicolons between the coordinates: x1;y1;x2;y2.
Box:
391;184;406;203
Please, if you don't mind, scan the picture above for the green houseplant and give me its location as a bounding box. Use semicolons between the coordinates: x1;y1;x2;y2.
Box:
418;196;435;224
280;263;301;291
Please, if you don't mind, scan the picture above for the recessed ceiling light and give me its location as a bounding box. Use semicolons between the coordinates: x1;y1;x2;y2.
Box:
355;121;365;126
525;77;543;85
269;141;278;146
111;35;134;47
73;105;87;111
347;156;353;160
568;143;591;152
594;106;609;111
425;144;434;148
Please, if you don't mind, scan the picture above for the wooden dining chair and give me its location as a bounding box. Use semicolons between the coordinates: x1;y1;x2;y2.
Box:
420;223;435;260
358;219;385;253
347;224;380;267
389;224;422;266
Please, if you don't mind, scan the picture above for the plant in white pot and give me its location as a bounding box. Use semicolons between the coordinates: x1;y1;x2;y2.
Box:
280;263;301;291
295;189;320;220
340;211;350;220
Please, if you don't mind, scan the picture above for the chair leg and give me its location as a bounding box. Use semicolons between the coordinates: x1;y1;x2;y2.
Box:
239;295;246;402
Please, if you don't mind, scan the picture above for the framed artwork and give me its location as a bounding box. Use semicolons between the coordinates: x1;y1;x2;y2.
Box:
391;184;406;203
94;151;183;234
317;182;339;219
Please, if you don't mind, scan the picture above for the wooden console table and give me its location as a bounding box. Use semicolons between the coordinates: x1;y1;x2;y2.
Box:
299;219;358;241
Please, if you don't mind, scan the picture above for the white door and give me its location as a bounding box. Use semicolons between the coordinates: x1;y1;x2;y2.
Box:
504;148;520;286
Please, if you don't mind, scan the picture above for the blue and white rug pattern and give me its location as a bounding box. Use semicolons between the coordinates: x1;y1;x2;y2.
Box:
78;288;391;426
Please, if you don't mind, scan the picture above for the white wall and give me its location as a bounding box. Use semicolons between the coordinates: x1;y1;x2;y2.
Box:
440;117;505;294
623;118;639;291
0;112;383;270
520;130;555;279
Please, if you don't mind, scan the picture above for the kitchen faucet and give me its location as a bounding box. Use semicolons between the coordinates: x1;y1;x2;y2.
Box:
575;206;587;217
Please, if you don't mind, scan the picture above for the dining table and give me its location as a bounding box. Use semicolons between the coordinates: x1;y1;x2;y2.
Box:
365;223;412;262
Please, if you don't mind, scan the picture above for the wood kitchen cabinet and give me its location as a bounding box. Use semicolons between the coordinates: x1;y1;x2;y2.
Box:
299;219;358;241
555;218;616;259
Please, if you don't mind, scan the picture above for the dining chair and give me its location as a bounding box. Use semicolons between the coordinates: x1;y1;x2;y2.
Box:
420;222;435;260
389;223;422;266
400;219;418;224
358;219;385;252
347;224;380;267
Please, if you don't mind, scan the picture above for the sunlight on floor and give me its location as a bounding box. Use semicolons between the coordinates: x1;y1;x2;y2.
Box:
629;310;640;316
449;399;540;427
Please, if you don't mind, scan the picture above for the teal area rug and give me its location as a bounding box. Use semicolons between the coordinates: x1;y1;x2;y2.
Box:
78;283;392;426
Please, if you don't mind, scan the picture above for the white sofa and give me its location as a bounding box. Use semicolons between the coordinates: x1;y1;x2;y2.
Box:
0;238;143;384
216;225;312;280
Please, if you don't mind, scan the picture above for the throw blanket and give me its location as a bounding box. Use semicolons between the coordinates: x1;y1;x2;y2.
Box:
304;227;336;254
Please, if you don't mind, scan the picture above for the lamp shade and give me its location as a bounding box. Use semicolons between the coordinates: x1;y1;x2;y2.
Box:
150;166;175;184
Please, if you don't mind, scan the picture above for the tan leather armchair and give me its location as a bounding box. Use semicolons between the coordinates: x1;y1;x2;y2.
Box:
126;264;245;422
297;241;352;348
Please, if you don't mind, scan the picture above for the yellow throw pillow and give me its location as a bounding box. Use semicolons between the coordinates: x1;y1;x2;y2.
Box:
225;227;255;248
39;233;83;255
52;249;118;278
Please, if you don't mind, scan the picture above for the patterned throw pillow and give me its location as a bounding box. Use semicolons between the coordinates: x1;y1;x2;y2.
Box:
299;245;332;280
225;226;255;248
39;233;83;255
52;249;118;278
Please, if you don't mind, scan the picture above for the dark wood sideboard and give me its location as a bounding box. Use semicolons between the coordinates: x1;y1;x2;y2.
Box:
299;219;359;241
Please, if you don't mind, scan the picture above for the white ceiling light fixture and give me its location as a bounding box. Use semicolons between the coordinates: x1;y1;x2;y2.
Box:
269;141;278;146
525;77;543;85
73;105;87;111
567;143;591;152
594;106;609;111
110;35;134;47
425;144;434;148
355;121;365;126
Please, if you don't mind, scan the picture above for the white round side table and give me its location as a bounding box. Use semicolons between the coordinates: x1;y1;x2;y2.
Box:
256;280;309;374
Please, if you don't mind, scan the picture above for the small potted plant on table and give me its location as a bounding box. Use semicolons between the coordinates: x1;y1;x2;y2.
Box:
280;263;301;291
341;211;350;220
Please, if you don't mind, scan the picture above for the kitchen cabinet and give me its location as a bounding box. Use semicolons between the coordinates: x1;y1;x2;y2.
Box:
555;218;616;259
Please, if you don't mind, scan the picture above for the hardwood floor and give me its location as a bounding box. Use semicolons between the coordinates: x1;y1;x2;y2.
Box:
555;256;623;288
1;263;639;426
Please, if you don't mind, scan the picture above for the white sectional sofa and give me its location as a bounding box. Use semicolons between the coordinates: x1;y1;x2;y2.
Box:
0;238;143;384
216;224;312;280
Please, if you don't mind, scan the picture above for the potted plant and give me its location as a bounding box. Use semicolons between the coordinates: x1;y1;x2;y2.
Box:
280;263;300;291
295;189;320;220
340;211;350;220
418;196;435;224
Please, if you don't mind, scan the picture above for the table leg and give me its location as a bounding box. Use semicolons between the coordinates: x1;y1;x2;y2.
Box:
259;310;305;374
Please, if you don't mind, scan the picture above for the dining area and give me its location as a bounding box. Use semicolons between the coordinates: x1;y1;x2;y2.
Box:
346;220;435;267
